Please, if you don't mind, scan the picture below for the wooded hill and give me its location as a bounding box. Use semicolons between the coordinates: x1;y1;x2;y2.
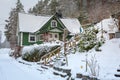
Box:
28;0;120;24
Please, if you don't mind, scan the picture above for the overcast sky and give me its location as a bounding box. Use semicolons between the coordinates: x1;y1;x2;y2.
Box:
0;0;38;24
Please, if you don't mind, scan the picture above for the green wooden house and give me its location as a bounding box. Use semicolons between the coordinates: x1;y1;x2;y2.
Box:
17;13;82;46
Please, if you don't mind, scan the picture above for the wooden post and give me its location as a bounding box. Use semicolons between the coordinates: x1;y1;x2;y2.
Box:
85;54;88;72
64;28;68;66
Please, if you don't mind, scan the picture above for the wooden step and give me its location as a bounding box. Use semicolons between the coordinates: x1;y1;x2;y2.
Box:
117;69;120;72
41;65;48;69
53;71;67;78
115;74;120;77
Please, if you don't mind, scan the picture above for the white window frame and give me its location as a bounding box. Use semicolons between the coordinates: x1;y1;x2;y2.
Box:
29;33;36;42
51;20;57;27
40;34;44;41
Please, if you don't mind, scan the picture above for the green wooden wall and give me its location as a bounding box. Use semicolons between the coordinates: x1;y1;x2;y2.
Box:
37;17;64;34
22;32;42;46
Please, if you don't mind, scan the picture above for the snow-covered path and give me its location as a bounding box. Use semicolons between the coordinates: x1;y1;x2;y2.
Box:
0;48;66;80
0;52;50;80
0;53;36;80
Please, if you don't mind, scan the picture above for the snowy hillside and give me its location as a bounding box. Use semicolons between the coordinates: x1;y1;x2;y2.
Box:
0;39;120;80
66;38;120;80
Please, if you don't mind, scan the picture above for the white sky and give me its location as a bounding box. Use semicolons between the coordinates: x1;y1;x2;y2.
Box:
0;0;39;24
0;0;39;43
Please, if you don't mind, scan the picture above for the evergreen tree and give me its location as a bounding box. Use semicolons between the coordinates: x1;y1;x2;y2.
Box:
28;0;50;15
50;0;59;15
5;0;24;49
78;27;103;52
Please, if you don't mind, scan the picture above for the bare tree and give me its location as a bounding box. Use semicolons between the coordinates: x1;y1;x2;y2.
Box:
87;54;100;77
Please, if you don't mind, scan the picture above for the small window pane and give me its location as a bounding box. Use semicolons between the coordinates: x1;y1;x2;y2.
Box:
51;20;57;27
55;34;57;38
30;36;35;41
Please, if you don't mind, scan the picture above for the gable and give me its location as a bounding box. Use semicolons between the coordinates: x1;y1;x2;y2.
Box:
36;16;65;34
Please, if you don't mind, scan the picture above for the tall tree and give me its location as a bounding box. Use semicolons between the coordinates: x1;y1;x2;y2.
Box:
5;0;24;49
50;0;59;15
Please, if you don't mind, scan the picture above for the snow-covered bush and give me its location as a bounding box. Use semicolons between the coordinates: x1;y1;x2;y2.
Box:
78;27;104;52
22;45;60;62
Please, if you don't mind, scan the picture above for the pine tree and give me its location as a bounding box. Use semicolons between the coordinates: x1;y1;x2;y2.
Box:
5;0;24;49
50;0;59;15
78;27;103;52
28;0;50;15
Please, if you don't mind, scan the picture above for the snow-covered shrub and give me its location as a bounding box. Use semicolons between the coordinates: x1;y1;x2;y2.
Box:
22;45;60;62
78;27;104;52
78;27;96;52
22;48;40;62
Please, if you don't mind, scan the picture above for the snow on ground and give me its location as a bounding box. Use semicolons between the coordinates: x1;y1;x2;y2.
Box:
0;48;66;80
0;39;120;80
66;38;120;80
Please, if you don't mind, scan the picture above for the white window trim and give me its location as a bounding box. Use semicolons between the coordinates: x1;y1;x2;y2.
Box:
51;20;57;27
39;34;44;41
20;32;23;46
28;33;36;42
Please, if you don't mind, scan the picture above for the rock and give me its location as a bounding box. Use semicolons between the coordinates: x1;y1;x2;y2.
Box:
76;73;83;78
82;75;90;80
60;74;67;78
82;77;88;80
53;72;59;75
63;69;71;74
90;77;98;80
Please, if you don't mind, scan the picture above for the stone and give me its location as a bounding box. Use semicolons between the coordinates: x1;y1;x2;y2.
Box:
90;77;98;80
53;72;59;75
63;69;71;74
60;74;67;78
76;73;83;78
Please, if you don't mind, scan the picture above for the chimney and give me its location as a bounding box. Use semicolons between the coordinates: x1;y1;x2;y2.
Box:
55;10;62;18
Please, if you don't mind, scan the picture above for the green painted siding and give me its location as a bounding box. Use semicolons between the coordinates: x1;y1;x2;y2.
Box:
20;16;68;46
37;17;64;34
36;16;65;41
22;32;43;46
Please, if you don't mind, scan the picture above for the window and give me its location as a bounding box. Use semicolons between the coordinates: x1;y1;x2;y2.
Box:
50;34;52;38
40;34;44;40
51;20;57;27
55;34;58;38
29;34;36;42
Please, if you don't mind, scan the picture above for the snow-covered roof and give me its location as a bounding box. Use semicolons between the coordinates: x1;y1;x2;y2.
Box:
95;18;118;33
19;13;82;34
19;13;52;33
94;17;119;40
60;18;82;34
